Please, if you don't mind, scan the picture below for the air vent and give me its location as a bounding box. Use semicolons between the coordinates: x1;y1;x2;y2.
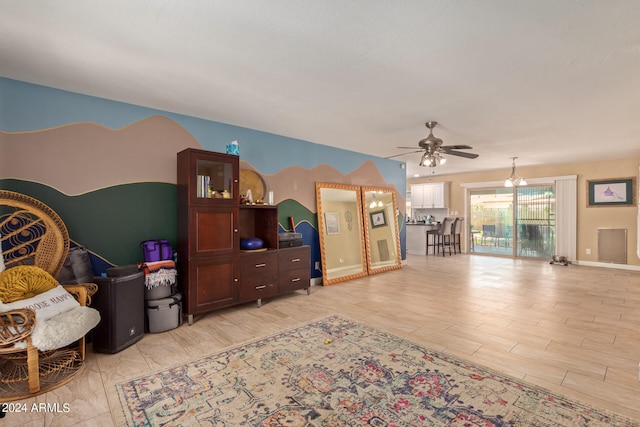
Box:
597;228;627;264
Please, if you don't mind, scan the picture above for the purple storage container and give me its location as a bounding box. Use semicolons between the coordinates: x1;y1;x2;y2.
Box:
141;239;173;262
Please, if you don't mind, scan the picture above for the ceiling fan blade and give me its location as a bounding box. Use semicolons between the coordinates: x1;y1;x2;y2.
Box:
443;150;479;159
441;145;473;150
385;150;422;159
396;146;420;149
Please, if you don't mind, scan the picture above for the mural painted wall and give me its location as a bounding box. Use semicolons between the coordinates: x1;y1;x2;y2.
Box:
0;78;406;278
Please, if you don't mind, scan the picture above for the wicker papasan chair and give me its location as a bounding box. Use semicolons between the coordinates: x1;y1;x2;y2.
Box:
0;190;100;403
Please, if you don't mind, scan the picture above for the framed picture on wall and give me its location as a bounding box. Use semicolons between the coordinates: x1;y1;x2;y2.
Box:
587;177;636;207
324;212;340;235
370;210;387;228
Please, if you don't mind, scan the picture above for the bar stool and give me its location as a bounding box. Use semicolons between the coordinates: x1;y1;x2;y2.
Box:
426;227;439;255
431;217;454;256
452;217;464;254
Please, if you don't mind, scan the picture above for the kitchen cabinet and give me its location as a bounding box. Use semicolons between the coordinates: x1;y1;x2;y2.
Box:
410;182;449;208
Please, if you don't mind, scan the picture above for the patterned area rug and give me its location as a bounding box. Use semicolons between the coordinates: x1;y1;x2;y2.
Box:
116;315;638;426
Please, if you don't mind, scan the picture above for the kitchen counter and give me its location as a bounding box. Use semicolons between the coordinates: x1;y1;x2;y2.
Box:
406;222;440;228
406;223;440;255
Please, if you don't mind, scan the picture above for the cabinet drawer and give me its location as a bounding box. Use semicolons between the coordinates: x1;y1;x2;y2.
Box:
240;251;277;282
278;246;310;272
239;251;277;302
239;281;277;301
279;268;310;293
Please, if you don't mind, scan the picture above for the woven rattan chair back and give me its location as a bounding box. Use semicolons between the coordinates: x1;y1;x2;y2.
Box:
0;190;70;277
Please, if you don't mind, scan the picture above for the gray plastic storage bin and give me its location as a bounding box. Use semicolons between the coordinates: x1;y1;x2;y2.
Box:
145;283;173;300
145;293;182;333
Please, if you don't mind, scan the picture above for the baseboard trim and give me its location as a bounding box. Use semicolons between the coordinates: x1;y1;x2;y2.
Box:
575;260;640;272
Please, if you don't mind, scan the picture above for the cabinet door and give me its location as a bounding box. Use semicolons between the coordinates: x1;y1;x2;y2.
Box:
190;207;239;256
178;148;239;206
410;185;425;209
186;255;238;315
421;183;447;208
422;185;433;208
431;184;444;208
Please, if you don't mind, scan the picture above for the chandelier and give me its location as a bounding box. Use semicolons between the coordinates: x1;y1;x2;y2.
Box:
504;157;527;187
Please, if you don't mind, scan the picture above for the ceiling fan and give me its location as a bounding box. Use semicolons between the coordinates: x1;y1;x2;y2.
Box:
388;121;479;167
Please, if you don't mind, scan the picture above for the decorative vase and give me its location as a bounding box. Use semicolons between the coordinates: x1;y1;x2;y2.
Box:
226;140;239;156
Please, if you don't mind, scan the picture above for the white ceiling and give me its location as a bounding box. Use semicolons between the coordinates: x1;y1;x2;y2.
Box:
2;0;640;178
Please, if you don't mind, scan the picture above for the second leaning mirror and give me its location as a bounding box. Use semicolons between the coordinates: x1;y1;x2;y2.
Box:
362;186;402;274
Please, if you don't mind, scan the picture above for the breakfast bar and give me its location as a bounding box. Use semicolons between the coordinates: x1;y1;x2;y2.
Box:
405;222;440;255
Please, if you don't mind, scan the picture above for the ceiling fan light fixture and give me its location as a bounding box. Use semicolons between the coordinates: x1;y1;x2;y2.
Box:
505;157;527;187
419;152;429;167
390;120;477;168
419;151;446;168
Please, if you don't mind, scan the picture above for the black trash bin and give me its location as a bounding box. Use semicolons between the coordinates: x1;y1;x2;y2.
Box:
92;265;145;353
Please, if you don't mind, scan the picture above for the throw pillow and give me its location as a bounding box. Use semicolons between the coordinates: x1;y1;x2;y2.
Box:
0;285;80;321
0;265;59;303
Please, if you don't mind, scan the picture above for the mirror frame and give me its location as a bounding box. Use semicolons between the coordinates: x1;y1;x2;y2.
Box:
315;182;368;286
361;186;403;275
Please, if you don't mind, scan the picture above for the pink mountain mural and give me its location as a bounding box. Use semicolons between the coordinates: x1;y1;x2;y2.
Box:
1;116;202;195
2;115;404;209
240;160;406;215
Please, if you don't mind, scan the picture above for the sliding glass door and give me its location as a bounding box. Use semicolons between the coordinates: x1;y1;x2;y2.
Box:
469;188;514;255
469;185;555;259
515;186;555;258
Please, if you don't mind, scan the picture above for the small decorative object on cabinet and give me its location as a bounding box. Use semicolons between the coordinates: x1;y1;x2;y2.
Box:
177;148;310;325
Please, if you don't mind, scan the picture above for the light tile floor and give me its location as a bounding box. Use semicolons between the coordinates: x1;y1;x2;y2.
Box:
3;254;640;425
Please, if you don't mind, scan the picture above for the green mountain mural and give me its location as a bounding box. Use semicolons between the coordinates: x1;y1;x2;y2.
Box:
1;179;176;267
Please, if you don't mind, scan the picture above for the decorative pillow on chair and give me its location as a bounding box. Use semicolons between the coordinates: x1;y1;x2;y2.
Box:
0;265;59;303
0;285;80;321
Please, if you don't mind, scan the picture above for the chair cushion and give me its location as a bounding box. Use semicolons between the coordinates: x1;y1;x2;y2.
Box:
0;285;80;321
12;305;100;351
0;265;59;303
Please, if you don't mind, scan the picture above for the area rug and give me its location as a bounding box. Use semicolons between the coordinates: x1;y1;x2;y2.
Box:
116;315;638;426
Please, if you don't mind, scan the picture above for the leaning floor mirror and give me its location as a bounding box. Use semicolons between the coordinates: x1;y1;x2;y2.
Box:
361;186;402;275
315;182;368;286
